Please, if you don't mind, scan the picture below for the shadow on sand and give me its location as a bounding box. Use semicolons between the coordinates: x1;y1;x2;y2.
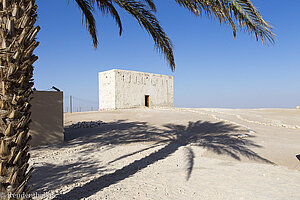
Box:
30;120;273;199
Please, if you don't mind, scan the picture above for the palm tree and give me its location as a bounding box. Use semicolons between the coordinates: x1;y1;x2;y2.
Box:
0;0;274;198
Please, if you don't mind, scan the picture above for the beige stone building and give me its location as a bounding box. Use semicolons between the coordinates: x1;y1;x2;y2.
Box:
99;69;174;109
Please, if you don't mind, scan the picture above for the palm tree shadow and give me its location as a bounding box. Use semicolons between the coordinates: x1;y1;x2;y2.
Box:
52;120;272;199
163;121;273;163
183;146;195;181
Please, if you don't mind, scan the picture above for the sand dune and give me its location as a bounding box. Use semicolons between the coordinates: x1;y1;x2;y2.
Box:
29;108;300;199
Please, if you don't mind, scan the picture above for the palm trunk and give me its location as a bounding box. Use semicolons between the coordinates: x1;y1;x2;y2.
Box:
0;0;39;199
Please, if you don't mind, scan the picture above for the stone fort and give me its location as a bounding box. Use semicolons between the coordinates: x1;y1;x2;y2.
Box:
98;69;174;109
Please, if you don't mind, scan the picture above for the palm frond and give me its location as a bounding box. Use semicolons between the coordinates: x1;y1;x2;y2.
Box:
225;0;275;44
74;0;98;48
142;0;157;12
113;0;175;70
193;0;238;37
95;0;123;35
174;0;199;15
174;0;275;44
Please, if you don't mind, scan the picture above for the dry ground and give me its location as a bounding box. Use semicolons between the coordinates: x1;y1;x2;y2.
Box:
29;108;300;200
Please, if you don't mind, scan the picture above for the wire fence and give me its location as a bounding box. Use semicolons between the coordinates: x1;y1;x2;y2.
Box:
63;95;98;113
64;106;98;113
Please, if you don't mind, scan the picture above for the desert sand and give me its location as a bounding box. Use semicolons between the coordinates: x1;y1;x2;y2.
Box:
29;108;300;200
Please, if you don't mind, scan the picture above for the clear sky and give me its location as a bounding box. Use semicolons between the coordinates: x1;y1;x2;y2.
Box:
34;0;300;110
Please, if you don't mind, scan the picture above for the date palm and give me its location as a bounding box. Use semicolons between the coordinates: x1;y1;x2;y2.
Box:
0;0;274;199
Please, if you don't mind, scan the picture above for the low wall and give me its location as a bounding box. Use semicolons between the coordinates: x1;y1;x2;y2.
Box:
29;91;64;147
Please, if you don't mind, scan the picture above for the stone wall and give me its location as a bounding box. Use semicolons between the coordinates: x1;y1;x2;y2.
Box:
29;91;64;146
98;70;116;109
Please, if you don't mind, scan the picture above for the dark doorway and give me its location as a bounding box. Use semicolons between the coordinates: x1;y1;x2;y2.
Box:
145;95;149;107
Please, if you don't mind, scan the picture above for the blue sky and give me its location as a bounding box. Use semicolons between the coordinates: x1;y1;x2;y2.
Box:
34;0;300;110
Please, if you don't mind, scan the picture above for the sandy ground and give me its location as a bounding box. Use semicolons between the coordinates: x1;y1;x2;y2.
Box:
29;108;300;200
